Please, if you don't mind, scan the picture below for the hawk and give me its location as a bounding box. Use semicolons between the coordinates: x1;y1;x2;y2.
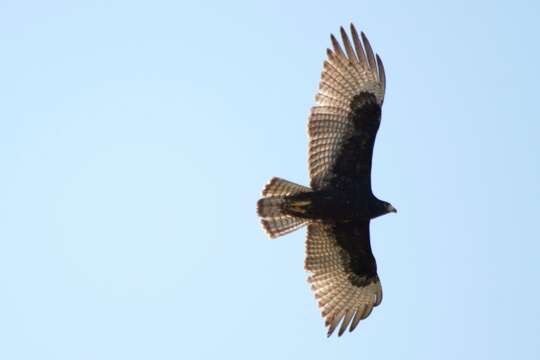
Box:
257;24;396;337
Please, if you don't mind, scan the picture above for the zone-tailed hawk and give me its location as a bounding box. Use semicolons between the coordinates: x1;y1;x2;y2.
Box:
257;24;396;337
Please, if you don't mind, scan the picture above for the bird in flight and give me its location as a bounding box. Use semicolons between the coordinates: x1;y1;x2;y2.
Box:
257;24;396;337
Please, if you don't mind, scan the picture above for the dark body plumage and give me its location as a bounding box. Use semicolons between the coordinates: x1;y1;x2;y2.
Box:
256;24;395;337
285;92;386;221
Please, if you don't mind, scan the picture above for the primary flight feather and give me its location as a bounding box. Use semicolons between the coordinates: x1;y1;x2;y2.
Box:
257;24;396;337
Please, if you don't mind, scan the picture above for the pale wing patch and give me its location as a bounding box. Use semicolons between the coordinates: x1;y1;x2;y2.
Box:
305;223;382;336
308;24;385;189
261;216;307;238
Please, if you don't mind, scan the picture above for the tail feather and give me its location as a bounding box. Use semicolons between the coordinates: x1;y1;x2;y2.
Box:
262;177;311;197
257;197;286;218
257;177;311;239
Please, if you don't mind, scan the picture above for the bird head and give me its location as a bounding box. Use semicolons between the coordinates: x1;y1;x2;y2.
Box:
372;200;397;218
385;203;397;214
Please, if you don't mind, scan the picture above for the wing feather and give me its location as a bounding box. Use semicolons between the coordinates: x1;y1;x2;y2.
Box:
305;222;382;337
330;34;345;57
361;31;377;71
349;305;366;332
350;24;368;67
340;27;356;62
309;24;385;189
338;309;355;336
314;93;350;109
376;54;386;92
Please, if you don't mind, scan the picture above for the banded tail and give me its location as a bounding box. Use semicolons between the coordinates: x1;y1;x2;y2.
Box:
257;177;311;238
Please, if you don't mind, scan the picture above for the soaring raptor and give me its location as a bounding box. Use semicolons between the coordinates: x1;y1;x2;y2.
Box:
257;24;396;337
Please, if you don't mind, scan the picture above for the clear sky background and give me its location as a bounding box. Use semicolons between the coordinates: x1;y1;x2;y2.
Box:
1;0;539;359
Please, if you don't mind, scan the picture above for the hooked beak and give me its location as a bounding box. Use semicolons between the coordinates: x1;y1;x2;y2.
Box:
388;205;397;213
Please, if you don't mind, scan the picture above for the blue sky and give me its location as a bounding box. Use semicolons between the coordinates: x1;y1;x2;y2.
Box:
1;0;539;359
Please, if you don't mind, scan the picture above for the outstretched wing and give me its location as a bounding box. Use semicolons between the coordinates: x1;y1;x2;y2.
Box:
308;24;385;191
305;221;382;337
